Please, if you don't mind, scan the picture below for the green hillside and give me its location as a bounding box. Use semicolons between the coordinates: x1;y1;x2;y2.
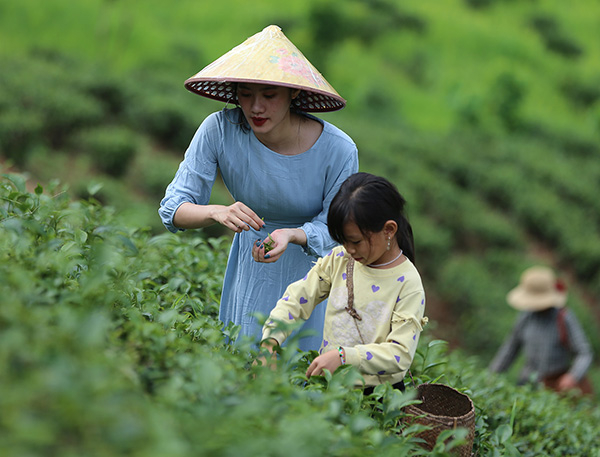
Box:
1;0;599;445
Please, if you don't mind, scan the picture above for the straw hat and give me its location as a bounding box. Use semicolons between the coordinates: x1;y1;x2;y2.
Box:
506;266;567;312
184;25;346;112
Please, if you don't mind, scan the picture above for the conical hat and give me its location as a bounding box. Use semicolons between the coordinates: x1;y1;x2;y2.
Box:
184;25;346;112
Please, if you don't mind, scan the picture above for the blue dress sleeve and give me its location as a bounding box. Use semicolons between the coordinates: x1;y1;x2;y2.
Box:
158;113;222;233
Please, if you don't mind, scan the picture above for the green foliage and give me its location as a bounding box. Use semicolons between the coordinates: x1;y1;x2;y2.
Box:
2;174;599;456
0;173;465;456
0;109;44;166
415;342;600;456
1;5;600;454
72;126;138;177
123;74;205;151
132;151;181;199
529;14;583;60
0;55;104;163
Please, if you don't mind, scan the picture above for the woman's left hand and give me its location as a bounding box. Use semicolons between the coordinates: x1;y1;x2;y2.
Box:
252;229;291;263
306;350;342;378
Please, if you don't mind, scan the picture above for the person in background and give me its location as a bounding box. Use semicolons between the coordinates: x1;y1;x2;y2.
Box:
489;266;594;395
159;25;359;350
260;173;428;394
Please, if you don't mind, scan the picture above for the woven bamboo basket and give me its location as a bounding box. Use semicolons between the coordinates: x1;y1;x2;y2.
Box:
403;383;475;456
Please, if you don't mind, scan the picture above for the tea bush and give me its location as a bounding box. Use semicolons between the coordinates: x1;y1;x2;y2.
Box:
2;172;599;456
0;110;44;166
2;1;600;452
72;126;139;177
132;151;181;199
0;173;465;456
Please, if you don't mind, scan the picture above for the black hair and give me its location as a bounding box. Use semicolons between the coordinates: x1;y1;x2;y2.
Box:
327;172;416;264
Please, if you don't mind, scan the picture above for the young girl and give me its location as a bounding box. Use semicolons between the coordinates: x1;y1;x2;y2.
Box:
261;172;427;392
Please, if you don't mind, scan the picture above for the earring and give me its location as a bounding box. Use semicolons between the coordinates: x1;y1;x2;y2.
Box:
387;237;391;251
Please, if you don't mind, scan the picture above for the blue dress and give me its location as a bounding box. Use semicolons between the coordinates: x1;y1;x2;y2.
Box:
159;108;359;350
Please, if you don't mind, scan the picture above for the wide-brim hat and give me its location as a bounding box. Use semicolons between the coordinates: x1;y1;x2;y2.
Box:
506;266;567;312
184;25;346;112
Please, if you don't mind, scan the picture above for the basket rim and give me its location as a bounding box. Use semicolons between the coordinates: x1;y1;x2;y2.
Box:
405;383;475;421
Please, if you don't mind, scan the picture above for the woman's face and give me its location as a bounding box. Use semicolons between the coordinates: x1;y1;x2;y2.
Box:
236;83;298;134
342;221;389;266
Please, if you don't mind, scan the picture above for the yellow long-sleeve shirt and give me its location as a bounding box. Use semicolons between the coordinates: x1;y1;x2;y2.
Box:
262;245;427;387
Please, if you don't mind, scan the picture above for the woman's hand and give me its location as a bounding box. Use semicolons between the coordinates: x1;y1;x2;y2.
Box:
306;350;342;378
253;229;291;263
173;201;264;233
211;201;264;233
252;227;307;263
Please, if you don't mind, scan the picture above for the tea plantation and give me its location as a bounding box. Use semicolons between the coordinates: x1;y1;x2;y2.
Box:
2;174;599;456
2;0;600;454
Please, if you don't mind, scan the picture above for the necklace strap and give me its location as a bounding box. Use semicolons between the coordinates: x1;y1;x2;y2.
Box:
368;249;403;268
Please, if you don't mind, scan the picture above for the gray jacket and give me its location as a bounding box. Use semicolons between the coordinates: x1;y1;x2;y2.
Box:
489;307;593;383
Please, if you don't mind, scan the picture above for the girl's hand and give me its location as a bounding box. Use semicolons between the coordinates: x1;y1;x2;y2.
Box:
253;338;279;371
306;350;342;378
252;229;292;263
212;201;264;234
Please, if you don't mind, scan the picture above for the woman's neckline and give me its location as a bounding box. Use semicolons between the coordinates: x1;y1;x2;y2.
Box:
252;113;324;157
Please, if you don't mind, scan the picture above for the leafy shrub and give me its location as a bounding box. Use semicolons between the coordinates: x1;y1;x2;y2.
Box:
0;110;44;166
80;70;135;117
529;14;583;59
433;347;600;456
124;78;204;151
307;0;425;70
487;72;526;132
0;54;106;164
0;172;466;456
463;0;495;9
134;151;180;199
37;84;105;147
2;172;599;457
560;77;600;109
73;126;139;177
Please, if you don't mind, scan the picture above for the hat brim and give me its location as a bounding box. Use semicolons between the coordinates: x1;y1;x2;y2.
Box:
184;77;346;112
506;286;567;312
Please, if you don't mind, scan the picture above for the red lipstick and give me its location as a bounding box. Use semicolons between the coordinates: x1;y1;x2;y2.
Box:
252;117;267;127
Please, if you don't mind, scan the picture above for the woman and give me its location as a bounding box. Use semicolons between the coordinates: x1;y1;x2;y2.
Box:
159;25;359;350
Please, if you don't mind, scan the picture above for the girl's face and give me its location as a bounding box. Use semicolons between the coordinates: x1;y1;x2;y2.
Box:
236;83;299;134
342;221;391;266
